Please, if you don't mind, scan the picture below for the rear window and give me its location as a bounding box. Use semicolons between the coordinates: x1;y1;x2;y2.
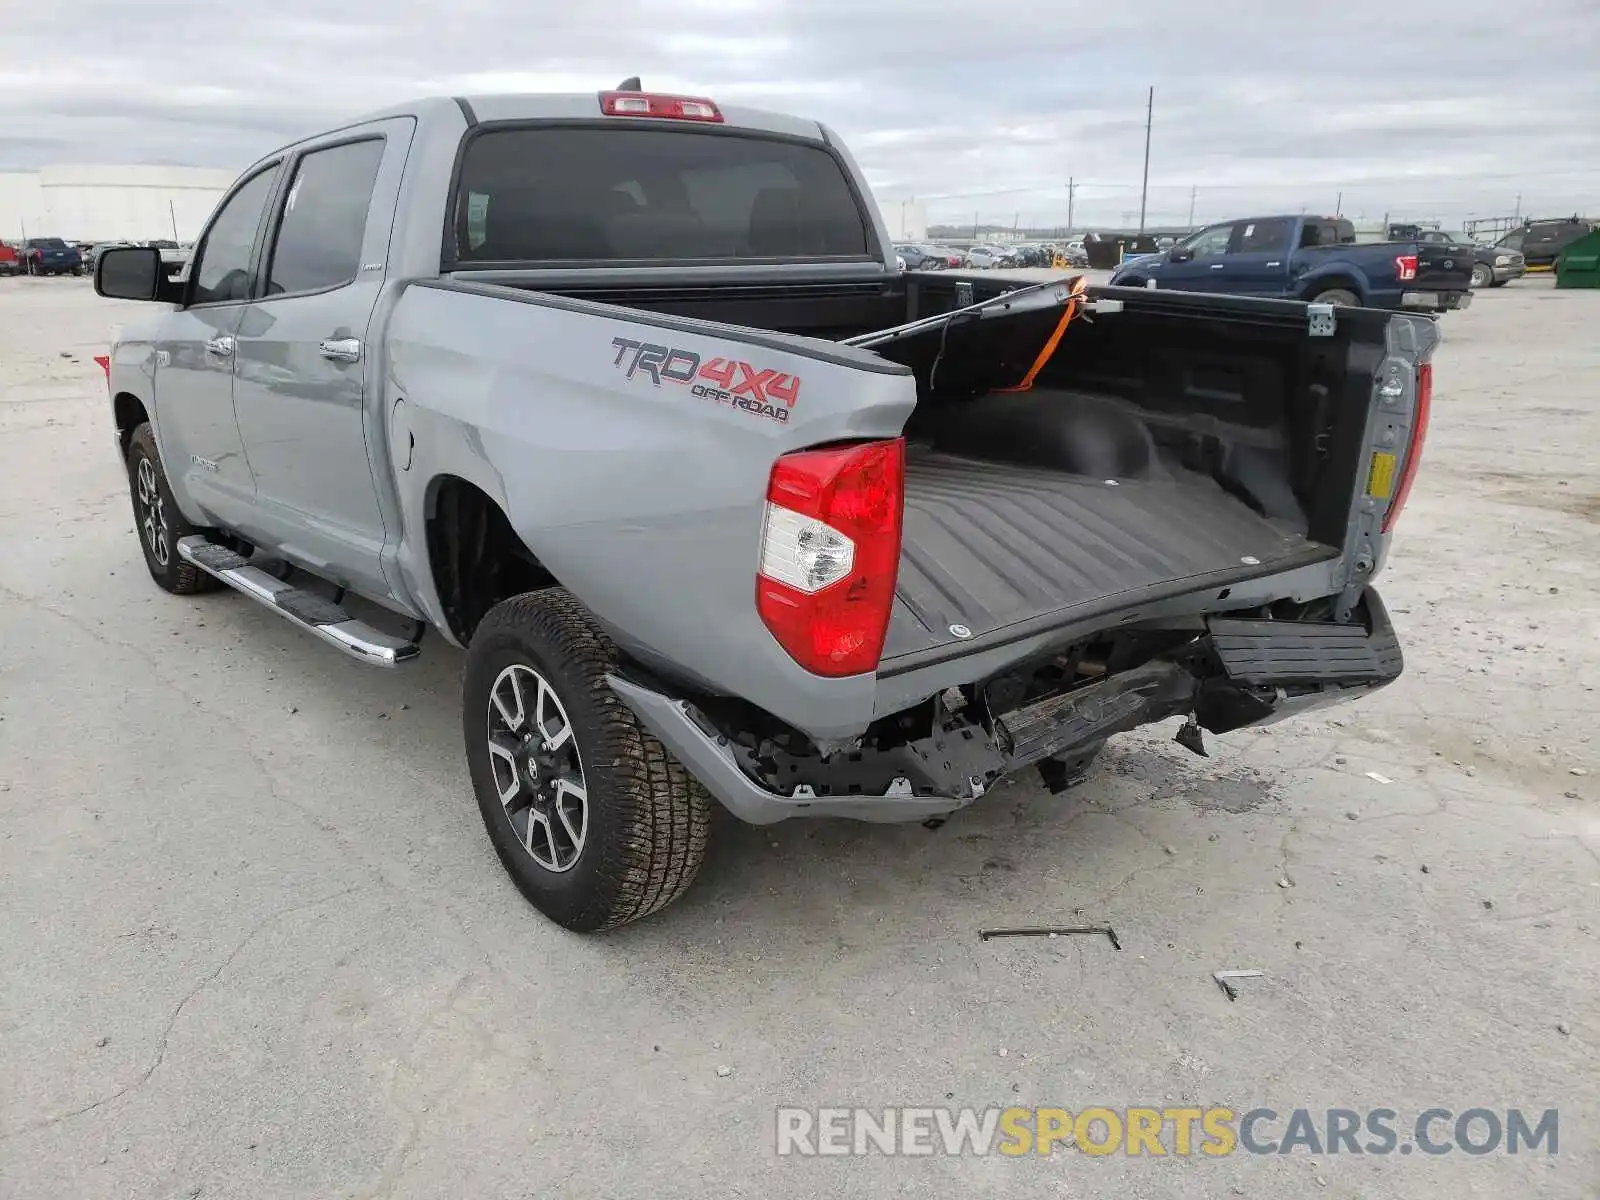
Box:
451;126;871;264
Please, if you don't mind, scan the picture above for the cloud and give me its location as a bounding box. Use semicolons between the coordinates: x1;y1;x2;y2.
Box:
2;0;1595;226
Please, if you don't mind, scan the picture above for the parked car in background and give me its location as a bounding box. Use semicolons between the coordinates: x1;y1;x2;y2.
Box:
894;243;948;270
1111;214;1473;312
1416;229;1524;288
963;245;1014;269
1495;218;1593;272
18;237;84;276
0;242;18;276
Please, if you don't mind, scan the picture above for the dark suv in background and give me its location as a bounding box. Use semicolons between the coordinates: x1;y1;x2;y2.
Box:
1497;218;1593;271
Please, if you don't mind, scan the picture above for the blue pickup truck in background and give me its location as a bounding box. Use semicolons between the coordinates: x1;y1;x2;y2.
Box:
1111;215;1473;312
18;237;85;276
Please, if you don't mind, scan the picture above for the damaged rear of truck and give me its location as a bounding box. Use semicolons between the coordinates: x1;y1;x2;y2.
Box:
593;280;1432;826
97;90;1434;930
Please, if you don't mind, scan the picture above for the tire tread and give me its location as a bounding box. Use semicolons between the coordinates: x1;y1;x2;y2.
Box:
469;590;711;930
127;423;215;595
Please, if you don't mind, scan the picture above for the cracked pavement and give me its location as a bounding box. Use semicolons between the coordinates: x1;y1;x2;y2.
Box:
1;276;1596;1198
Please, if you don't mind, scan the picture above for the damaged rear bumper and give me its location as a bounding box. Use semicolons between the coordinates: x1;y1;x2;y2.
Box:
610;589;1403;825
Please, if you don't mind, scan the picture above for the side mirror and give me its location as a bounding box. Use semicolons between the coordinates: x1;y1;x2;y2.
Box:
95;246;165;301
1168;247;1194;263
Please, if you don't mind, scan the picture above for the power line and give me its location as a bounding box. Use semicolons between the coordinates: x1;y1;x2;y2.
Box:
907;164;1600;206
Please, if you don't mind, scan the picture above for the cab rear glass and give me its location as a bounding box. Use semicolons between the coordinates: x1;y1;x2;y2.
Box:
449;126;872;265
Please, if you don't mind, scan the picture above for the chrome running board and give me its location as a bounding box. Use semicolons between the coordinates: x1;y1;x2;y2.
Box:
176;535;420;667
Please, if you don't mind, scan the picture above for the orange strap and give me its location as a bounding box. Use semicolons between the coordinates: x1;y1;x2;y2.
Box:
995;275;1088;393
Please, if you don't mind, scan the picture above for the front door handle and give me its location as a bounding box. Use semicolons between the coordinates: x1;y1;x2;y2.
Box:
319;337;362;363
1210;263;1226;270
205;335;234;357
1266;260;1282;268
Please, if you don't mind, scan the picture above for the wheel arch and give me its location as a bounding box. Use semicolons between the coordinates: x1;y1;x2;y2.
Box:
112;391;150;460
1299;271;1366;303
424;473;560;645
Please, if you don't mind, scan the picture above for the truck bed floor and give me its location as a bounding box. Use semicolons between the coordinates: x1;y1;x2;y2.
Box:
884;451;1337;662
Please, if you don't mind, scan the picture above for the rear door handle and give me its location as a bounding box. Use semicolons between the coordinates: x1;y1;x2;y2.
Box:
1266;261;1282;267
205;336;234;357
319;337;362;363
1210;263;1226;270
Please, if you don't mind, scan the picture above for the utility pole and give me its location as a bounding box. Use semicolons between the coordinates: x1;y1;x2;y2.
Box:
1066;177;1077;233
1187;184;1197;230
169;199;179;242
1335;190;1342;217
1138;86;1153;235
1514;193;1522;223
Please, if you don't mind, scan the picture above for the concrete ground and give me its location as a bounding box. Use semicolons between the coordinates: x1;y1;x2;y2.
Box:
1;274;1595;1200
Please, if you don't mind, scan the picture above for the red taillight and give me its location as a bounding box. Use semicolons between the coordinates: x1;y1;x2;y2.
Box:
599;91;723;122
1382;362;1431;534
756;439;905;677
1394;253;1418;282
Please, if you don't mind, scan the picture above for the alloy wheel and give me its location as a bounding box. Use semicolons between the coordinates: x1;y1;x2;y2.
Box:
485;664;588;873
135;457;170;566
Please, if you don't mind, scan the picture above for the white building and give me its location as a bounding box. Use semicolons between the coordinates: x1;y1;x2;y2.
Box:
878;197;928;242
0;165;236;244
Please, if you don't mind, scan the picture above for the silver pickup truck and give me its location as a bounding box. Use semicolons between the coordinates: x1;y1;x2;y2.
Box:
95;88;1434;931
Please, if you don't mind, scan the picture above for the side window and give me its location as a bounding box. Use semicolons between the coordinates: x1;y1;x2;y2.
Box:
265;139;386;296
1498;231;1525;251
190;168;278;305
1236;218;1292;253
1301;222;1341;248
1187;223;1235;257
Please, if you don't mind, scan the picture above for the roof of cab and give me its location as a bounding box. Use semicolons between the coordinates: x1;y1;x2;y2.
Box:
353;93;826;142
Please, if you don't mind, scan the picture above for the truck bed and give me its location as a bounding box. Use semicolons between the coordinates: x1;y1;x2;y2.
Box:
883;450;1337;661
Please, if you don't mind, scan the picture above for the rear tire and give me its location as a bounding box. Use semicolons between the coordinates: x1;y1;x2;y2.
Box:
125;423;217;594
463;589;711;931
1311;287;1360;307
1470;263;1493;288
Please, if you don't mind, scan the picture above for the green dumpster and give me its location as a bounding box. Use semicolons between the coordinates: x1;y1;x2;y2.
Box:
1555;227;1600;288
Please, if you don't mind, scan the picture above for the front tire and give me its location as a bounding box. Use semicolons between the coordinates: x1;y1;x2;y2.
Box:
463;590;711;931
125;423;216;594
1470;263;1493;288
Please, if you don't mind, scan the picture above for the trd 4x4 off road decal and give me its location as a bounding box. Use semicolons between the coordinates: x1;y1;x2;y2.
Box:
610;337;801;423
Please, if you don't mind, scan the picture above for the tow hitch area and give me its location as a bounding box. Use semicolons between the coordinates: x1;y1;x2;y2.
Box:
691;590;1403;811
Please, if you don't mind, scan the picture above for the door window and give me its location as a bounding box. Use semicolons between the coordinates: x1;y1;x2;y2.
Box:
265;139;386;296
1183;223;1236;257
190;168;278;305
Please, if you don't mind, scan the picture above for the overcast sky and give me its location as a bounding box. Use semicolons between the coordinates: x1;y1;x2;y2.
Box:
3;0;1596;228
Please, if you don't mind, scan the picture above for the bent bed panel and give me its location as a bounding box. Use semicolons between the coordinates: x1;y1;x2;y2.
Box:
883;452;1337;660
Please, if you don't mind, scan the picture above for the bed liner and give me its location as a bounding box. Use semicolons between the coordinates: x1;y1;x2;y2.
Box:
883;451;1337;661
